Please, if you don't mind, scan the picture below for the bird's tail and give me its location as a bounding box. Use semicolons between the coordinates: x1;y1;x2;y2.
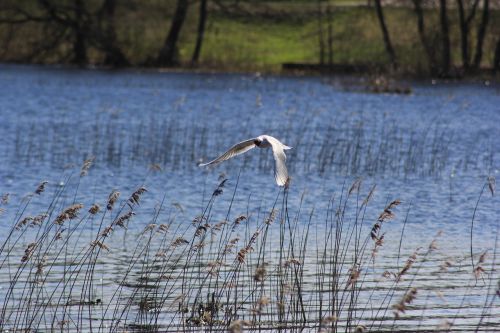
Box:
283;145;292;150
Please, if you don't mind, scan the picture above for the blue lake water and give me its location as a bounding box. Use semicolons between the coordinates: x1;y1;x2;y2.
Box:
0;64;499;332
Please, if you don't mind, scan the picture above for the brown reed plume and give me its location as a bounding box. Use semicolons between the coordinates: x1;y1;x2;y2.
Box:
80;156;95;177
106;190;120;210
392;287;418;318
54;203;83;225
35;181;48;195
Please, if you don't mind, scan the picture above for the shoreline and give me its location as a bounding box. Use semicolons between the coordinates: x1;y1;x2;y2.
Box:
1;61;498;85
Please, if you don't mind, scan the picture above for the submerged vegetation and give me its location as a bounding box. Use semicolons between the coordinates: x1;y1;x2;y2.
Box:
0;160;498;332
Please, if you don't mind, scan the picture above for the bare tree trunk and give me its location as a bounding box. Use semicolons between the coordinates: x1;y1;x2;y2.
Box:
73;0;87;65
327;4;333;66
157;0;189;67
100;0;128;67
411;0;437;74
191;0;208;65
456;0;470;70
494;38;500;74
374;0;397;69
317;1;325;65
472;0;489;70
456;0;479;71
439;0;451;76
38;0;88;65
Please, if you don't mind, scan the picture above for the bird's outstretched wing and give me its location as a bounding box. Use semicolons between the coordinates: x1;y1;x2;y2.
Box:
198;138;257;167
268;139;289;186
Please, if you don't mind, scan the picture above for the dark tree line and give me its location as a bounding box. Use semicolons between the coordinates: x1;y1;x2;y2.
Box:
374;0;496;76
0;0;499;75
0;0;129;66
0;0;204;67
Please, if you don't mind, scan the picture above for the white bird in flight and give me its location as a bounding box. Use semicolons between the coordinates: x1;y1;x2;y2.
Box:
199;135;292;186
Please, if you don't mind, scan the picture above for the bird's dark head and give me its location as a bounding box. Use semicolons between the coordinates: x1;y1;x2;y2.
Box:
254;138;262;147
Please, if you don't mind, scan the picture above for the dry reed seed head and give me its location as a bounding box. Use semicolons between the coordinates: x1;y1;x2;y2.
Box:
355;325;367;333
140;223;157;235
31;213;48;227
438;320;453;330
172;237;189;247
370;222;381;240
232;215;247;229
212;220;228;231
21;242;37;262
473;251;487;277
114;211;135;228
16;216;33;230
149;163;162;171
251;296;270;314
206;260;223;276
1;193;10;204
195;223;210;237
478;250;487;264
128;186;147;206
80;156;95;177
474;266;486;279
377;199;401;223
35;181;48;195
347;265;361;287
429;239;438;251
375;234;385;246
392;287;418;318
107;190;120;210
440;260;453;272
434;290;447;303
55;229;65;240
258;296;270;306
193;241;206;251
54;204;84;225
387;199;402;210
378;209;395;222
90;240;109;251
254;266;267;282
237;230;259;262
156;250;167;258
265;209;278;225
284;258;302;268
212;178;228;197
36;255;48;275
100;225;114;238
157;223;169;233
237;248;250;263
172;202;184;213
192;215;207;225
349;178;362;195
363;184;377;206
397;248;420;281
488;176;495;196
89;204;100;215
224;238;240;254
228;319;251;333
321;315;337;324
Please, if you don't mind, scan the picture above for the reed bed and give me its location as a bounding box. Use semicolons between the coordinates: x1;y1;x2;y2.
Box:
4;106;497;179
0;162;498;333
